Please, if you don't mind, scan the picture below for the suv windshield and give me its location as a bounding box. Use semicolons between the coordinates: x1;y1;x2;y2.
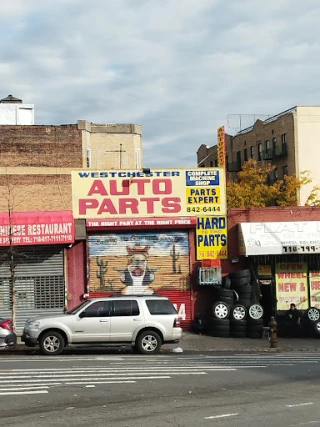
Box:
67;300;91;314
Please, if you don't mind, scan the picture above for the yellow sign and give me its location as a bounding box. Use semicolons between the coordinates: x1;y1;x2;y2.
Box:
258;265;272;276
309;271;320;309
217;126;226;168
72;168;227;218
196;216;228;260
275;262;308;310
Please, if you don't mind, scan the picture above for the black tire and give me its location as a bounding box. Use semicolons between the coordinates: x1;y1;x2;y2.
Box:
247;325;263;333
230;319;247;327
238;299;251;307
215;296;235;305
231;277;251;286
231;304;247;321
247;318;264;326
207;325;230;332
207;330;230;338
230;269;251;279
136;330;162;354
232;284;253;294
230;325;247;332
306;307;320;322
313;321;320;336
39;331;65;356
212;301;230;319
216;288;234;298
247;332;262;339
222;276;231;289
231;331;246;338
208;318;230;326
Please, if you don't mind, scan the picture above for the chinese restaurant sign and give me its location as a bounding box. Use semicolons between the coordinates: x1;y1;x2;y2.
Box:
275;262;308;310
72;168;226;218
196;216;228;260
0;211;74;246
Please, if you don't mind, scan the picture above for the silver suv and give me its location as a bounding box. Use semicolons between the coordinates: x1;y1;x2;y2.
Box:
22;295;182;355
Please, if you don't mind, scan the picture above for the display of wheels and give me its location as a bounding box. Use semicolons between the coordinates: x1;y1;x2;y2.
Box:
306;307;320;322
313;320;320;336
212;301;230;319
231;304;247;321
248;304;264;320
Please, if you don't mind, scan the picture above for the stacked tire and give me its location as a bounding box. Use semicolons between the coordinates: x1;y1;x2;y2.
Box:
303;307;320;337
247;316;264;338
207;301;231;337
229;269;252;307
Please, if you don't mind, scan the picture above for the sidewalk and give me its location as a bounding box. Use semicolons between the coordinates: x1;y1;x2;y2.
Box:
3;333;320;354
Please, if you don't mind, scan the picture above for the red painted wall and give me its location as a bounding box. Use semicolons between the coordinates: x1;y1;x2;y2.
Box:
66;241;87;309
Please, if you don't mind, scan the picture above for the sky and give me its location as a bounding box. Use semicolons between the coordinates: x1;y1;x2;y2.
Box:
1;0;320;168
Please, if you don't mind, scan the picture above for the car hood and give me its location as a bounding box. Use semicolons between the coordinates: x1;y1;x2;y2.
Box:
27;313;74;322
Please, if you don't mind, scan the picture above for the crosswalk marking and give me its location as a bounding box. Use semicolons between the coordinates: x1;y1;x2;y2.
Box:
0;352;318;396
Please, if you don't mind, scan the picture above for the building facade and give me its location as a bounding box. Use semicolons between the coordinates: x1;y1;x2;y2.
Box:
197;106;320;205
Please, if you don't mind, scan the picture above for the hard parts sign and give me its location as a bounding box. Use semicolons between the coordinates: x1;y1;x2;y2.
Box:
71;169;227;218
196;216;228;260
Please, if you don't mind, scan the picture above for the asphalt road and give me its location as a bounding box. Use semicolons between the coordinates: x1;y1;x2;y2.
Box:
0;352;319;427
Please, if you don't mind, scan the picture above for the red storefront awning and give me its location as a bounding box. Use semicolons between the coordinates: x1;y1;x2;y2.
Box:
0;210;75;246
86;216;197;230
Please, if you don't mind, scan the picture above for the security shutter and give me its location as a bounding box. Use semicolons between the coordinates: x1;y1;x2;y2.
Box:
88;230;192;329
0;246;65;334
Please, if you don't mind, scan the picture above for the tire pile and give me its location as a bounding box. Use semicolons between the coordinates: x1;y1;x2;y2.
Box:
206;269;264;339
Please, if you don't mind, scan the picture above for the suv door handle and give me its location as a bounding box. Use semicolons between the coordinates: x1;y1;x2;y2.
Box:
133;318;142;321
99;319;109;322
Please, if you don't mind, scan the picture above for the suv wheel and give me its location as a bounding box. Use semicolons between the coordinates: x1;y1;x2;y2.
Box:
39;331;65;356
136;330;161;354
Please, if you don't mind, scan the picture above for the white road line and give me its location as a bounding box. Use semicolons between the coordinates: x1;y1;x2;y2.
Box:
0;390;48;396
65;377;169;384
286;402;314;408
0;386;49;391
204;413;239;420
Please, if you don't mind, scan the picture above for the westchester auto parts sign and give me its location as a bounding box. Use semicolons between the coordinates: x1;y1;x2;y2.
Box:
71;168;226;218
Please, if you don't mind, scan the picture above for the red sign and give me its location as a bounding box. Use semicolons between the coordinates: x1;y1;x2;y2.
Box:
0;211;74;246
86;216;197;229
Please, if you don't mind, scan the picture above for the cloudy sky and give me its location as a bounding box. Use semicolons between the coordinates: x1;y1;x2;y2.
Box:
1;0;320;168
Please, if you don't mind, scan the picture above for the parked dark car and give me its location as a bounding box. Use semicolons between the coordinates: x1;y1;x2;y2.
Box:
0;318;17;349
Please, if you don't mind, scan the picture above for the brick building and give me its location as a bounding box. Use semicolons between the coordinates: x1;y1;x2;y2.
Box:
197;106;320;205
0;96;143;332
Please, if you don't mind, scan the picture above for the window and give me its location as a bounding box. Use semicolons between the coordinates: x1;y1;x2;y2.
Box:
237;151;241;168
274;168;278;180
244;148;248;162
265;140;270;151
146;300;177;315
272;137;277;154
113;300;140;317
258;143;262;161
210;160;213;167
283;165;288;176
250;146;254;159
281;133;287;153
82;301;112;317
214;159;218;167
86;148;91;168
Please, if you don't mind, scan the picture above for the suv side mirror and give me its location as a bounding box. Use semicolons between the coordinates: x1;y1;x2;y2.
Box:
79;311;87;319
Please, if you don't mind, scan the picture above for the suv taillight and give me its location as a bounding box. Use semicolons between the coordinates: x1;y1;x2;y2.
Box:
174;318;180;327
0;319;13;331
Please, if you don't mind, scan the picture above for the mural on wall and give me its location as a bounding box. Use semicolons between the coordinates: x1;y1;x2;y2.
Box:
88;232;190;295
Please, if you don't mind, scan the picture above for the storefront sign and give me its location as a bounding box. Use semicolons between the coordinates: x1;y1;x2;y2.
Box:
239;221;320;256
309;271;320;308
72;168;226;218
217;126;226;168
258;265;272;276
87;216;197;229
275;262;308;310
196;216;228;260
0;211;74;246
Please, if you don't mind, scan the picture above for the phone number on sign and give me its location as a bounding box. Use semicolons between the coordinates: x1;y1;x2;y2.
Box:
282;245;320;253
187;206;221;213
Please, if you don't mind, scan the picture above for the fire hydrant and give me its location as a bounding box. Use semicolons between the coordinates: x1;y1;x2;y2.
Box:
269;316;278;348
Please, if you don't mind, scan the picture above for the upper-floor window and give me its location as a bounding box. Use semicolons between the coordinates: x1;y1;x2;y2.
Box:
274;168;278;180
283;165;288;177
258;143;262;161
237;151;241;168
86;148;91;168
244;148;248;162
210;160;213;167
265;140;270;151
214;159;218;167
281;133;287;153
250;146;254;159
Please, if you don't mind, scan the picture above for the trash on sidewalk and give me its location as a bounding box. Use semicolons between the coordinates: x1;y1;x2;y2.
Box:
171;347;183;353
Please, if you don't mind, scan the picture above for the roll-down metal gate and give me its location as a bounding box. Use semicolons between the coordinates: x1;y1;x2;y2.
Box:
0;246;65;334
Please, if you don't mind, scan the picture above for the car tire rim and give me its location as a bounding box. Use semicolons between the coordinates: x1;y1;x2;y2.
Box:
214;303;228;319
43;336;60;353
316;322;320;333
142;335;158;352
249;304;264;320
308;308;320;321
233;306;246;320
